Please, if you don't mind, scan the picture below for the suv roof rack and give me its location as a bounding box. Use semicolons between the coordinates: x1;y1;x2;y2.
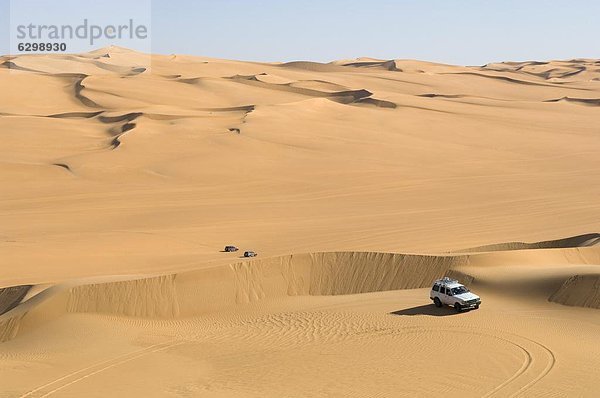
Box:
435;277;459;285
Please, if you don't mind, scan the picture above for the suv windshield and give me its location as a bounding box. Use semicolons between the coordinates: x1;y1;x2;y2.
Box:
450;286;469;295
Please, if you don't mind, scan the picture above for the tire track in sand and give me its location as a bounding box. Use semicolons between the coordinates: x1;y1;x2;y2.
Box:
385;326;555;398
234;311;556;397
16;313;556;397
19;340;185;398
377;326;553;397
184;309;556;397
472;329;555;398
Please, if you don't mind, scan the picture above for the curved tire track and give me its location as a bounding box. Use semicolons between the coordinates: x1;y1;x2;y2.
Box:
196;310;556;397
390;326;555;398
19;340;185;398
198;310;556;397
432;327;556;398
16;313;556;397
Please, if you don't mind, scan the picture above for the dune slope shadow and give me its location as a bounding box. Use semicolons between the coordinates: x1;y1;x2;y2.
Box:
0;285;32;316
549;274;600;309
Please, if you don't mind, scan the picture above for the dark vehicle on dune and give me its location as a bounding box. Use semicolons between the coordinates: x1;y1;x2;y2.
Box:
224;245;239;252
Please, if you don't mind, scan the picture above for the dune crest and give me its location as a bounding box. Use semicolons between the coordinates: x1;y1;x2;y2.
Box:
2;238;599;344
455;233;600;253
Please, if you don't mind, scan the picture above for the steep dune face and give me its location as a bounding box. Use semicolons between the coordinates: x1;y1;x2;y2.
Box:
0;285;31;316
549;274;600;308
67;275;180;318
0;251;465;339
179;251;466;312
0;284;67;342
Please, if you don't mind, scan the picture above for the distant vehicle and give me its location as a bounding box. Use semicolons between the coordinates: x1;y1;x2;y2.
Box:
430;277;481;312
243;251;257;258
224;245;239;252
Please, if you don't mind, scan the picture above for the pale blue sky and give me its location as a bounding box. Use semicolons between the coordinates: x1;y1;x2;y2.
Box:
1;0;599;65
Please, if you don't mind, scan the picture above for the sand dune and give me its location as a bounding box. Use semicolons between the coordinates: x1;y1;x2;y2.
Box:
549;274;600;308
333;58;401;71
1;241;600;395
2;238;599;338
455;233;600;253
482;59;600;82
2;48;600;396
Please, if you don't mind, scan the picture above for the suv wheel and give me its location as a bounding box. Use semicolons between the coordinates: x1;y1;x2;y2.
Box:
454;302;462;312
433;297;442;308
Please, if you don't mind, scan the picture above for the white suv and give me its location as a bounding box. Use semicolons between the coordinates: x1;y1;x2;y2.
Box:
430;277;481;312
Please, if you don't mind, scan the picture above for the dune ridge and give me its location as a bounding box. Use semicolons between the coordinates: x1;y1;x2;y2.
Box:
454;233;600;253
1;251;465;342
2;236;599;344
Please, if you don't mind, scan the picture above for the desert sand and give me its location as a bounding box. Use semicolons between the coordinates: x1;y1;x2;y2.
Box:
1;47;600;397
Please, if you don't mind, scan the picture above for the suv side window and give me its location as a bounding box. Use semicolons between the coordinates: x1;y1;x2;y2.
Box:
432;284;440;292
440;286;446;294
